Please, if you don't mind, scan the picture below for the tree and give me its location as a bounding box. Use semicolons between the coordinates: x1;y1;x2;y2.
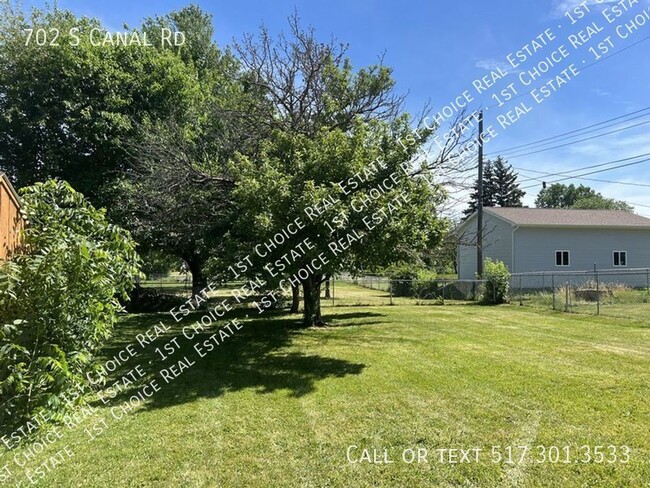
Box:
115;121;236;296
535;183;597;208
464;157;524;216
429;229;459;275
464;163;495;216
228;16;450;326
535;183;632;212
571;195;634;212
0;4;202;206
0;180;140;429
233;124;447;327
491;157;525;207
110;6;251;295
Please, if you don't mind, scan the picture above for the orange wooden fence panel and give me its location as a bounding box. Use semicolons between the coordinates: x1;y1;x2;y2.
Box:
0;174;23;260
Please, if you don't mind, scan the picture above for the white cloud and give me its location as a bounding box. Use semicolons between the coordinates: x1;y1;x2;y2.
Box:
475;58;518;74
550;0;617;18
590;88;612;97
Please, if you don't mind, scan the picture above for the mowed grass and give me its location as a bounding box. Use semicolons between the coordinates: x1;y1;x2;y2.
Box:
6;285;650;487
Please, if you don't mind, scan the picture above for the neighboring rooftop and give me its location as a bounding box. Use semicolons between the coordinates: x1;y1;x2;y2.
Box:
483;207;650;228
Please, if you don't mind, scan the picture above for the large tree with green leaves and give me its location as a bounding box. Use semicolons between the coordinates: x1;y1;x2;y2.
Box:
115;120;237;296
114;6;266;295
535;183;632;212
571;195;633;212
229;17;448;326
233;124;447;326
535;183;597;208
0;3;202;205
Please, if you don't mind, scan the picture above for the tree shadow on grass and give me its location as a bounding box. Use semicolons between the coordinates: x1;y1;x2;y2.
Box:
94;309;366;411
319;311;386;328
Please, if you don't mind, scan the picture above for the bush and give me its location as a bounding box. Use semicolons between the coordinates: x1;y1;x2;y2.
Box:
411;269;440;300
386;265;438;298
481;259;510;304
386;264;419;297
125;287;187;313
0;180;141;430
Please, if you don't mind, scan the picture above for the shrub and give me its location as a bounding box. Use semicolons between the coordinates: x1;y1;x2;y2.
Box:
0;180;141;430
386;264;419;297
125;288;187;313
481;259;510;304
411;269;440;300
386;265;438;298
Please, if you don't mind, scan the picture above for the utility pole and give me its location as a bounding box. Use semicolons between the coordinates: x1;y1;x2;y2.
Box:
477;110;484;278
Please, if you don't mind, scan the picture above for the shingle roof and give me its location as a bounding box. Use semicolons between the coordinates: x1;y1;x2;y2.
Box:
485;207;650;228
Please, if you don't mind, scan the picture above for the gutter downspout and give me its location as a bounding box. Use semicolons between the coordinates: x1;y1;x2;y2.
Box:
512;225;519;274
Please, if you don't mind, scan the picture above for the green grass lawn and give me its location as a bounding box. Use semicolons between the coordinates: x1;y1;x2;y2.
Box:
6;284;650;487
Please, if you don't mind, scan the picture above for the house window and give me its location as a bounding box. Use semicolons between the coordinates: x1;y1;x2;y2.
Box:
613;251;627;267
555;250;570;267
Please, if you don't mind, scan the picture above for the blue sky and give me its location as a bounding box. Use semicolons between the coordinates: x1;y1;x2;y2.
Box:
25;0;650;215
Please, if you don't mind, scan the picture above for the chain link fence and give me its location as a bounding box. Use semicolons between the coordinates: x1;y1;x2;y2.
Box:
140;272;191;293
137;272;485;307
511;268;650;320
334;275;484;306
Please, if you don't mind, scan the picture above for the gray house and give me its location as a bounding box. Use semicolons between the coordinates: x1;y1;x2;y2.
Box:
456;207;650;279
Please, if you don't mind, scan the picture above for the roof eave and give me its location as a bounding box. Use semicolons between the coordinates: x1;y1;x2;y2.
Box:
517;223;650;230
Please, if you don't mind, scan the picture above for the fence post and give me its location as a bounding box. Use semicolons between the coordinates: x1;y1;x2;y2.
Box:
565;282;569;312
389;280;393;306
332;277;335;306
594;264;600;316
647;269;649;296
519;275;523;306
552;274;556;311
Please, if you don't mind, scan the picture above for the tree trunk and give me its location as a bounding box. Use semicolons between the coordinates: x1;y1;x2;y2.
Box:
302;274;323;327
290;284;300;313
324;275;331;299
184;255;207;298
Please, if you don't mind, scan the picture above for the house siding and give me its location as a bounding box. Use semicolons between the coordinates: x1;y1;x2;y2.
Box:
458;212;513;279
514;227;650;273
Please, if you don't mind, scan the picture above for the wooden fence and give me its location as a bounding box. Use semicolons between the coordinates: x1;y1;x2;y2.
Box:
0;174;23;260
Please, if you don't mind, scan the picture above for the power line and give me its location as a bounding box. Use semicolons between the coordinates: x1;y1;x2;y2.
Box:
626;201;650;210
513;152;650;184
520;156;650;190
517;167;650;188
486;106;650;156
519;171;650;188
498;120;650;160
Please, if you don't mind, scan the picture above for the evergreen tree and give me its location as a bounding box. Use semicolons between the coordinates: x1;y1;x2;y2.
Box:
464;162;495;216
464;157;524;216
491;157;525;207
